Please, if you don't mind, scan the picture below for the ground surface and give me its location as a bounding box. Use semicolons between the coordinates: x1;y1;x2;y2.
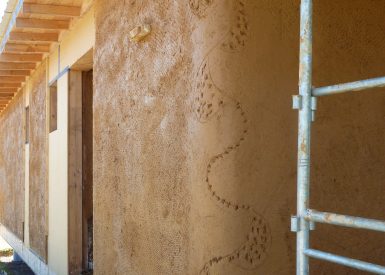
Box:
1;262;34;275
0;237;34;274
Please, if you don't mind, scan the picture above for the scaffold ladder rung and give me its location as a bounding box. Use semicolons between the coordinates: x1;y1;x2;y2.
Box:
292;0;385;274
305;209;385;232
304;249;385;274
313;76;385;97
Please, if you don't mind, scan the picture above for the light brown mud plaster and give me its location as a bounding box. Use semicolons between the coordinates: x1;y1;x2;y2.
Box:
29;64;48;261
94;0;385;274
0;91;25;240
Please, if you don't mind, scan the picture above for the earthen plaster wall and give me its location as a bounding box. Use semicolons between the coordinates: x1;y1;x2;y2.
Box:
29;64;48;261
0;91;25;240
94;0;385;274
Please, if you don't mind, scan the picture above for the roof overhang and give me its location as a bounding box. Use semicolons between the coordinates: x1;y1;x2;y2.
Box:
0;0;89;114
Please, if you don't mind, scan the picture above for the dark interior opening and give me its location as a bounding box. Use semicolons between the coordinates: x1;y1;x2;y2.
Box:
82;70;93;272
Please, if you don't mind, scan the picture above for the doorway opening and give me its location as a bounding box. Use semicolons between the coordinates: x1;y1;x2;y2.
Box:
68;49;93;274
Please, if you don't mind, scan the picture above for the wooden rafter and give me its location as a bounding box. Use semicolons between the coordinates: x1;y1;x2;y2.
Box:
0;94;15;98
0;83;22;88
16;18;70;30
10;32;59;43
0;88;19;93
0;53;43;62
0;70;31;76
0;62;36;70
0;2;84;113
23;3;81;17
0;76;25;83
5;43;50;53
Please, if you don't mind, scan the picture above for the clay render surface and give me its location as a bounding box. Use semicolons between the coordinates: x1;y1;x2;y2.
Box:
29;64;48;261
0;92;25;240
94;0;385;274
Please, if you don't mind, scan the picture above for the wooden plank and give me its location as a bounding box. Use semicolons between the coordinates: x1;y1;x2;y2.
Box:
10;32;59;42
16;18;70;30
5;43;50;53
0;94;14;98
0;83;22;88
0;70;31;76
23;3;81;17
71;49;93;71
0;62;36;70
0;53;43;62
0;88;18;93
68;70;83;274
0;76;25;82
49;85;57;132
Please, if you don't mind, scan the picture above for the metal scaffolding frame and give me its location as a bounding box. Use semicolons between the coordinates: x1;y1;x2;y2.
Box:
291;0;385;274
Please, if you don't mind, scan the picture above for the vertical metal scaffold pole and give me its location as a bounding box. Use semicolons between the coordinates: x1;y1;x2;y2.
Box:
296;0;313;274
293;1;385;274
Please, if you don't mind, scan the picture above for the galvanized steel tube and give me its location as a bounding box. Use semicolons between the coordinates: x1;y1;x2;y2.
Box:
304;249;385;274
305;209;385;232
313;76;385;96
296;1;313;274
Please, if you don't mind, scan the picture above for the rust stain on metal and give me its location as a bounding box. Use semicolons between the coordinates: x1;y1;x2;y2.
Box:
300;139;307;154
324;213;332;222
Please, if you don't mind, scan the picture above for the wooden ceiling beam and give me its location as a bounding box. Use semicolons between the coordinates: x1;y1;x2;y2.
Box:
0;88;18;93
0;70;30;76
0;53;42;62
0;83;21;88
0;94;14;98
10;32;59;43
16;18;71;30
0;76;25;83
4;43;50;53
23;3;81;17
0;62;36;70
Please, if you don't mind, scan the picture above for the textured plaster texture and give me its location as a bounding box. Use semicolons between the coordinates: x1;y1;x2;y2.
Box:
29;64;48;261
0;91;25;240
0;0;384;274
94;0;385;274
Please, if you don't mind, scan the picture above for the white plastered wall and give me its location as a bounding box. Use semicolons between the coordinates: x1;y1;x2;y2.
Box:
47;5;95;275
